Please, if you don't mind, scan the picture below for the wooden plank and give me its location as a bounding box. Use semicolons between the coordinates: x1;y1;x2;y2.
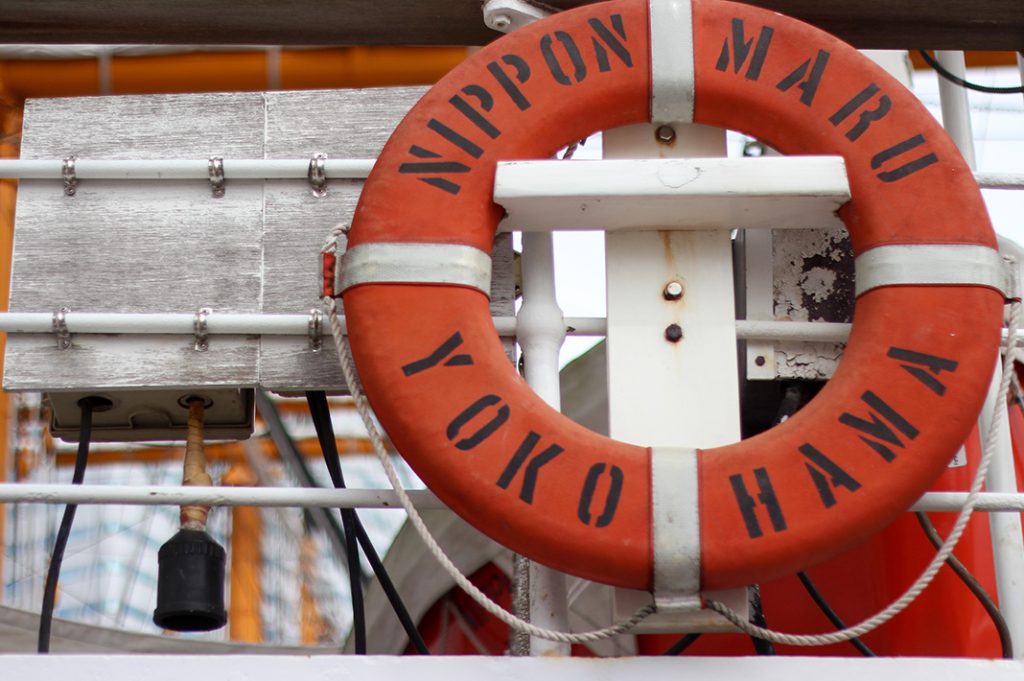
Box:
0;0;1019;49
259;87;428;393
258;86;515;393
4;87;517;439
5;93;265;399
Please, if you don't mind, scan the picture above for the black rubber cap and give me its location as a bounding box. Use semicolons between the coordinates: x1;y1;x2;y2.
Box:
153;528;227;632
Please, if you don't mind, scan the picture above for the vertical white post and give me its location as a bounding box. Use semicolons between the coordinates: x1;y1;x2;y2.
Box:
517;230;571;656
603;122;739;448
604;122;746;629
937;50;1024;657
980;360;1024;658
935;51;977;169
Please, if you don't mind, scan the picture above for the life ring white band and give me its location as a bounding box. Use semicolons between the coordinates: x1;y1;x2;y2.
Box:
339;243;493;296
855;244;1007;297
651;446;702;612
649;0;696;124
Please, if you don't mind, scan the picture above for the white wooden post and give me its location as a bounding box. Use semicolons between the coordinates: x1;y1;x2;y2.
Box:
604;122;747;630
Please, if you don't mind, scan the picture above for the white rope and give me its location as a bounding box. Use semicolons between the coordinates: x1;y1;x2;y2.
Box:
321;294;653;643
707;297;1022;646
321;223;349;258
322;222;1017;646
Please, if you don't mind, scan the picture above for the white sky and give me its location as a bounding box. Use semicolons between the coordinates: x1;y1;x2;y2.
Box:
522;63;1024;367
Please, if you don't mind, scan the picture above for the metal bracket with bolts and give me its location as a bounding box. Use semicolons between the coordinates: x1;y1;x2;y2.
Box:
52;307;72;350
193;307;212;352
308;308;323;352
308;152;328;198
482;0;550;34
62;156;78;196
208;157;225;198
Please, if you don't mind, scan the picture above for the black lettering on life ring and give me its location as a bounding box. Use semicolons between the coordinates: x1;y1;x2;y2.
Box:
402;331;474;377
838;390;919;462
487;54;532;111
577;463;623;528
496;431;564;503
871;134;939;183
799;443;861;508
715;18;774;81
729;467;786;538
426;118;484;159
586;15;633;72
449;85;502;140
829;83;892;142
776;49;830;106
887;346;959;395
447;394;510;451
397;145;471;196
541;31;588;86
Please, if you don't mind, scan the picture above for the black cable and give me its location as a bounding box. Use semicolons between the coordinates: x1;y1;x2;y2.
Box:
38;396;105;653
255;391;368;653
305;391;431;655
662;632;701;655
305;392;365;654
748;583;776;655
917;51;1024;95
773;385;875;656
915;512;1013;659
256;392;357;566
796;572;876;656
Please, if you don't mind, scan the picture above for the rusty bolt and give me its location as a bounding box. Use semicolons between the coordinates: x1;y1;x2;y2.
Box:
754;355;767;366
664;323;684;343
663;281;684;301
655;125;676;145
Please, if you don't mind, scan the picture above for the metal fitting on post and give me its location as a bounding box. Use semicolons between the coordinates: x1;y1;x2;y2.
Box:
208;156;225;198
663;281;684;301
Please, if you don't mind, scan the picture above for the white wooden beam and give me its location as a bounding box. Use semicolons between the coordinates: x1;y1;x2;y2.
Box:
495;156;850;232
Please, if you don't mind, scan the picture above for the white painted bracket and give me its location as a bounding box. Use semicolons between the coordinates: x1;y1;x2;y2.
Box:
614;584;750;633
482;0;550;33
495;156;851;232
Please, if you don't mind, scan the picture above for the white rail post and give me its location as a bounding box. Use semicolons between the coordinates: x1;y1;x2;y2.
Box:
934;50;1024;658
517;230;572;655
935;51;976;168
980;356;1024;658
604;119;745;628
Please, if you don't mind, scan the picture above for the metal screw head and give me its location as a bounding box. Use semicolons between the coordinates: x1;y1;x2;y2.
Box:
655;125;676;145
663;281;684;300
664;323;684;343
754;355;767;366
491;13;512;30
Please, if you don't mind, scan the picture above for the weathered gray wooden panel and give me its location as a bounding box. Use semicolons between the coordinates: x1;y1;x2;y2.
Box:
7;92;266;402
6;86;517;418
259;87;427;392
263;87;424;160
19;93;265;160
259;87;515;392
8;180;264;313
6;335;259;391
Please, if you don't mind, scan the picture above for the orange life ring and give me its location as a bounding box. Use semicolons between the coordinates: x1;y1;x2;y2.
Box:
336;0;1004;591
